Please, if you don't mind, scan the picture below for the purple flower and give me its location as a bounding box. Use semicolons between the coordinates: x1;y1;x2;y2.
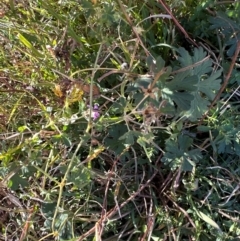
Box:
88;104;100;120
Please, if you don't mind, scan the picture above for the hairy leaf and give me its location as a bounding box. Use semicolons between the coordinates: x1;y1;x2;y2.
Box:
170;47;222;120
162;74;198;111
186;70;222;120
162;135;202;171
197;71;222;100
177;46;212;76
119;130;141;145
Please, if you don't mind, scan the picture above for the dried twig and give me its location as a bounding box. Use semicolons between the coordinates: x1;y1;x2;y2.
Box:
95;160;119;241
19;208;34;241
116;0;151;57
76;169;158;241
157;0;198;47
199;40;240;123
210;41;240;106
164;193;196;229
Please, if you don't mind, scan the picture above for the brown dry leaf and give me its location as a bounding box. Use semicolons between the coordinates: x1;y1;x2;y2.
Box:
0;10;6;18
75;80;101;98
53;84;63;97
